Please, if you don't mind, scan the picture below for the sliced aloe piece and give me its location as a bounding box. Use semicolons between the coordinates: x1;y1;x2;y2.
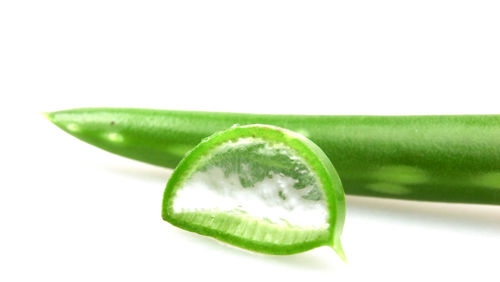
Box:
162;124;346;259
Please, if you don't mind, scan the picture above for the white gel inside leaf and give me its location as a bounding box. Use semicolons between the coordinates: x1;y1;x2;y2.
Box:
171;138;329;229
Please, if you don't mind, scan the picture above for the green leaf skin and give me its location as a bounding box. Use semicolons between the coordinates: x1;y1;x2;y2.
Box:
47;108;500;205
162;125;346;258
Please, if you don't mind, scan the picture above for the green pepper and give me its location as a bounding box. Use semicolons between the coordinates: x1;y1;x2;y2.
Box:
46;108;500;205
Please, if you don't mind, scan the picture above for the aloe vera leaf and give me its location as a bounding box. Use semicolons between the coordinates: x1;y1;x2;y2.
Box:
162;124;346;259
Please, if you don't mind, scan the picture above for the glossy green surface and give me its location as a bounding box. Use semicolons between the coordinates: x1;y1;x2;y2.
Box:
47;108;500;205
162;125;345;257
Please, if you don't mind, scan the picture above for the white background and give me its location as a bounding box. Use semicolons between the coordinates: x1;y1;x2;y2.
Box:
1;0;500;281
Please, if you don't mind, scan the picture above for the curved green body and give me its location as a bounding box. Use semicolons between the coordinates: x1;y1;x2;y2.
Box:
162;125;345;257
47;108;500;205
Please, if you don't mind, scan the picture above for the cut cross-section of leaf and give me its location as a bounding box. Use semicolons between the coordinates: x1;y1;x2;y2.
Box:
162;124;346;259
